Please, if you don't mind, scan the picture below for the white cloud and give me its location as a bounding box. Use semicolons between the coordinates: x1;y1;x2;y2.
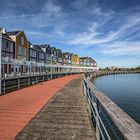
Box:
68;13;140;45
41;1;62;17
25;31;46;37
0;0;140;68
101;41;140;56
98;57;140;68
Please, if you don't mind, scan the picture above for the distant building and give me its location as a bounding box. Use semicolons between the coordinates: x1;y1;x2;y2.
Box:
62;52;72;65
89;57;97;67
51;47;57;64
28;44;46;63
33;45;45;63
80;57;97;67
62;53;67;65
80;57;86;66
1;29;15;59
90;58;97;67
41;44;52;64
1;29;15;75
28;42;37;62
56;49;63;64
72;54;80;66
7;30;29;61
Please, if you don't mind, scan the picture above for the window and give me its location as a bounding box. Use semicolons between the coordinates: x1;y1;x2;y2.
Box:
39;52;44;59
2;52;5;57
18;46;21;54
10;53;13;58
30;49;36;57
21;37;24;45
10;43;13;52
22;47;26;55
46;54;51;61
18;47;26;55
6;42;9;48
2;40;6;50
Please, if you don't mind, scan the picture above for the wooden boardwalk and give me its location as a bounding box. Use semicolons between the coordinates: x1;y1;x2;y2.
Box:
15;76;96;140
0;75;80;139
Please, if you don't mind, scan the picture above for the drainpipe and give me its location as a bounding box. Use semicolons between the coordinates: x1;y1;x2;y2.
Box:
0;28;2;94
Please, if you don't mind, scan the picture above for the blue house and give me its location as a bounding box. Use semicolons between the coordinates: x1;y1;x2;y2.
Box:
28;44;45;63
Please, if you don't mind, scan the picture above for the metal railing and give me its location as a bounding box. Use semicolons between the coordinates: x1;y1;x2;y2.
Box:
83;74;140;140
1;56;98;78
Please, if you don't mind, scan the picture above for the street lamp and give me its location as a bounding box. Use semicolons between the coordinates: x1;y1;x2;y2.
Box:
51;54;53;79
0;28;2;94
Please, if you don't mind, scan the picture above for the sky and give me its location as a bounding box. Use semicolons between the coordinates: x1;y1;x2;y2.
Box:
0;0;140;68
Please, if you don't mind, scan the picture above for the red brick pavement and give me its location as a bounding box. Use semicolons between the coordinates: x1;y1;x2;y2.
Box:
0;74;81;140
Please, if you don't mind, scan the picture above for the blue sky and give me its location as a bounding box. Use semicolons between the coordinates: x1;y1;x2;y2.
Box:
0;0;140;68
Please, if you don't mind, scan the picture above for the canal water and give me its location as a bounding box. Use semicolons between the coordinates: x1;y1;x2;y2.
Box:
93;73;140;124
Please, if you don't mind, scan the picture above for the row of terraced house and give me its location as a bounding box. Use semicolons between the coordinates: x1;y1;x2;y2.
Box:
0;28;97;75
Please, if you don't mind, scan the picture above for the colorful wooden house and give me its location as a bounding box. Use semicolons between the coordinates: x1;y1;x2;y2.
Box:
33;45;45;63
1;29;15;75
41;44;52;64
80;57;97;67
62;52;72;65
28;42;37;62
7;30;29;61
71;54;80;66
56;49;63;64
51;47;57;64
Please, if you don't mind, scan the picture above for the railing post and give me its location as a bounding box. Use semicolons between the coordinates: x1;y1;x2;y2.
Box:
3;66;5;93
17;62;20;89
0;29;2;95
95;99;100;140
28;65;30;86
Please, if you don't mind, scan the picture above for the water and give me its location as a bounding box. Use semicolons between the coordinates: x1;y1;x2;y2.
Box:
93;73;140;124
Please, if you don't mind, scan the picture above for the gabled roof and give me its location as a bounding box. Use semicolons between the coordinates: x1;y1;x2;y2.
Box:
88;57;96;62
33;45;43;51
7;30;21;36
51;47;57;54
73;54;79;57
56;49;62;52
40;44;50;48
51;47;56;50
28;41;32;46
2;33;14;42
80;57;88;60
63;52;71;55
62;53;67;58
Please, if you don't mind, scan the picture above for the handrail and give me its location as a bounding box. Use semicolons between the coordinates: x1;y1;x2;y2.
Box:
83;75;140;140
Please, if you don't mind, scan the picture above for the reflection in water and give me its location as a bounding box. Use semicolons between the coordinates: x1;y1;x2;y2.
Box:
93;74;140;124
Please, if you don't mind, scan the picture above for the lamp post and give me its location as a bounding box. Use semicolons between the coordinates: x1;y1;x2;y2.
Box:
51;54;53;79
0;28;2;94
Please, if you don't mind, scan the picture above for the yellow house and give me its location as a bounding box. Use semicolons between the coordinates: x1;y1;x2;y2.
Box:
71;54;80;66
7;30;29;61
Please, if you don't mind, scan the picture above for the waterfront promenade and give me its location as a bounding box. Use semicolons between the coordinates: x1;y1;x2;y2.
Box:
0;74;96;140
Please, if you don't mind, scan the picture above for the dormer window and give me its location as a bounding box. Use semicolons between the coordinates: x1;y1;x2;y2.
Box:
21;37;24;45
